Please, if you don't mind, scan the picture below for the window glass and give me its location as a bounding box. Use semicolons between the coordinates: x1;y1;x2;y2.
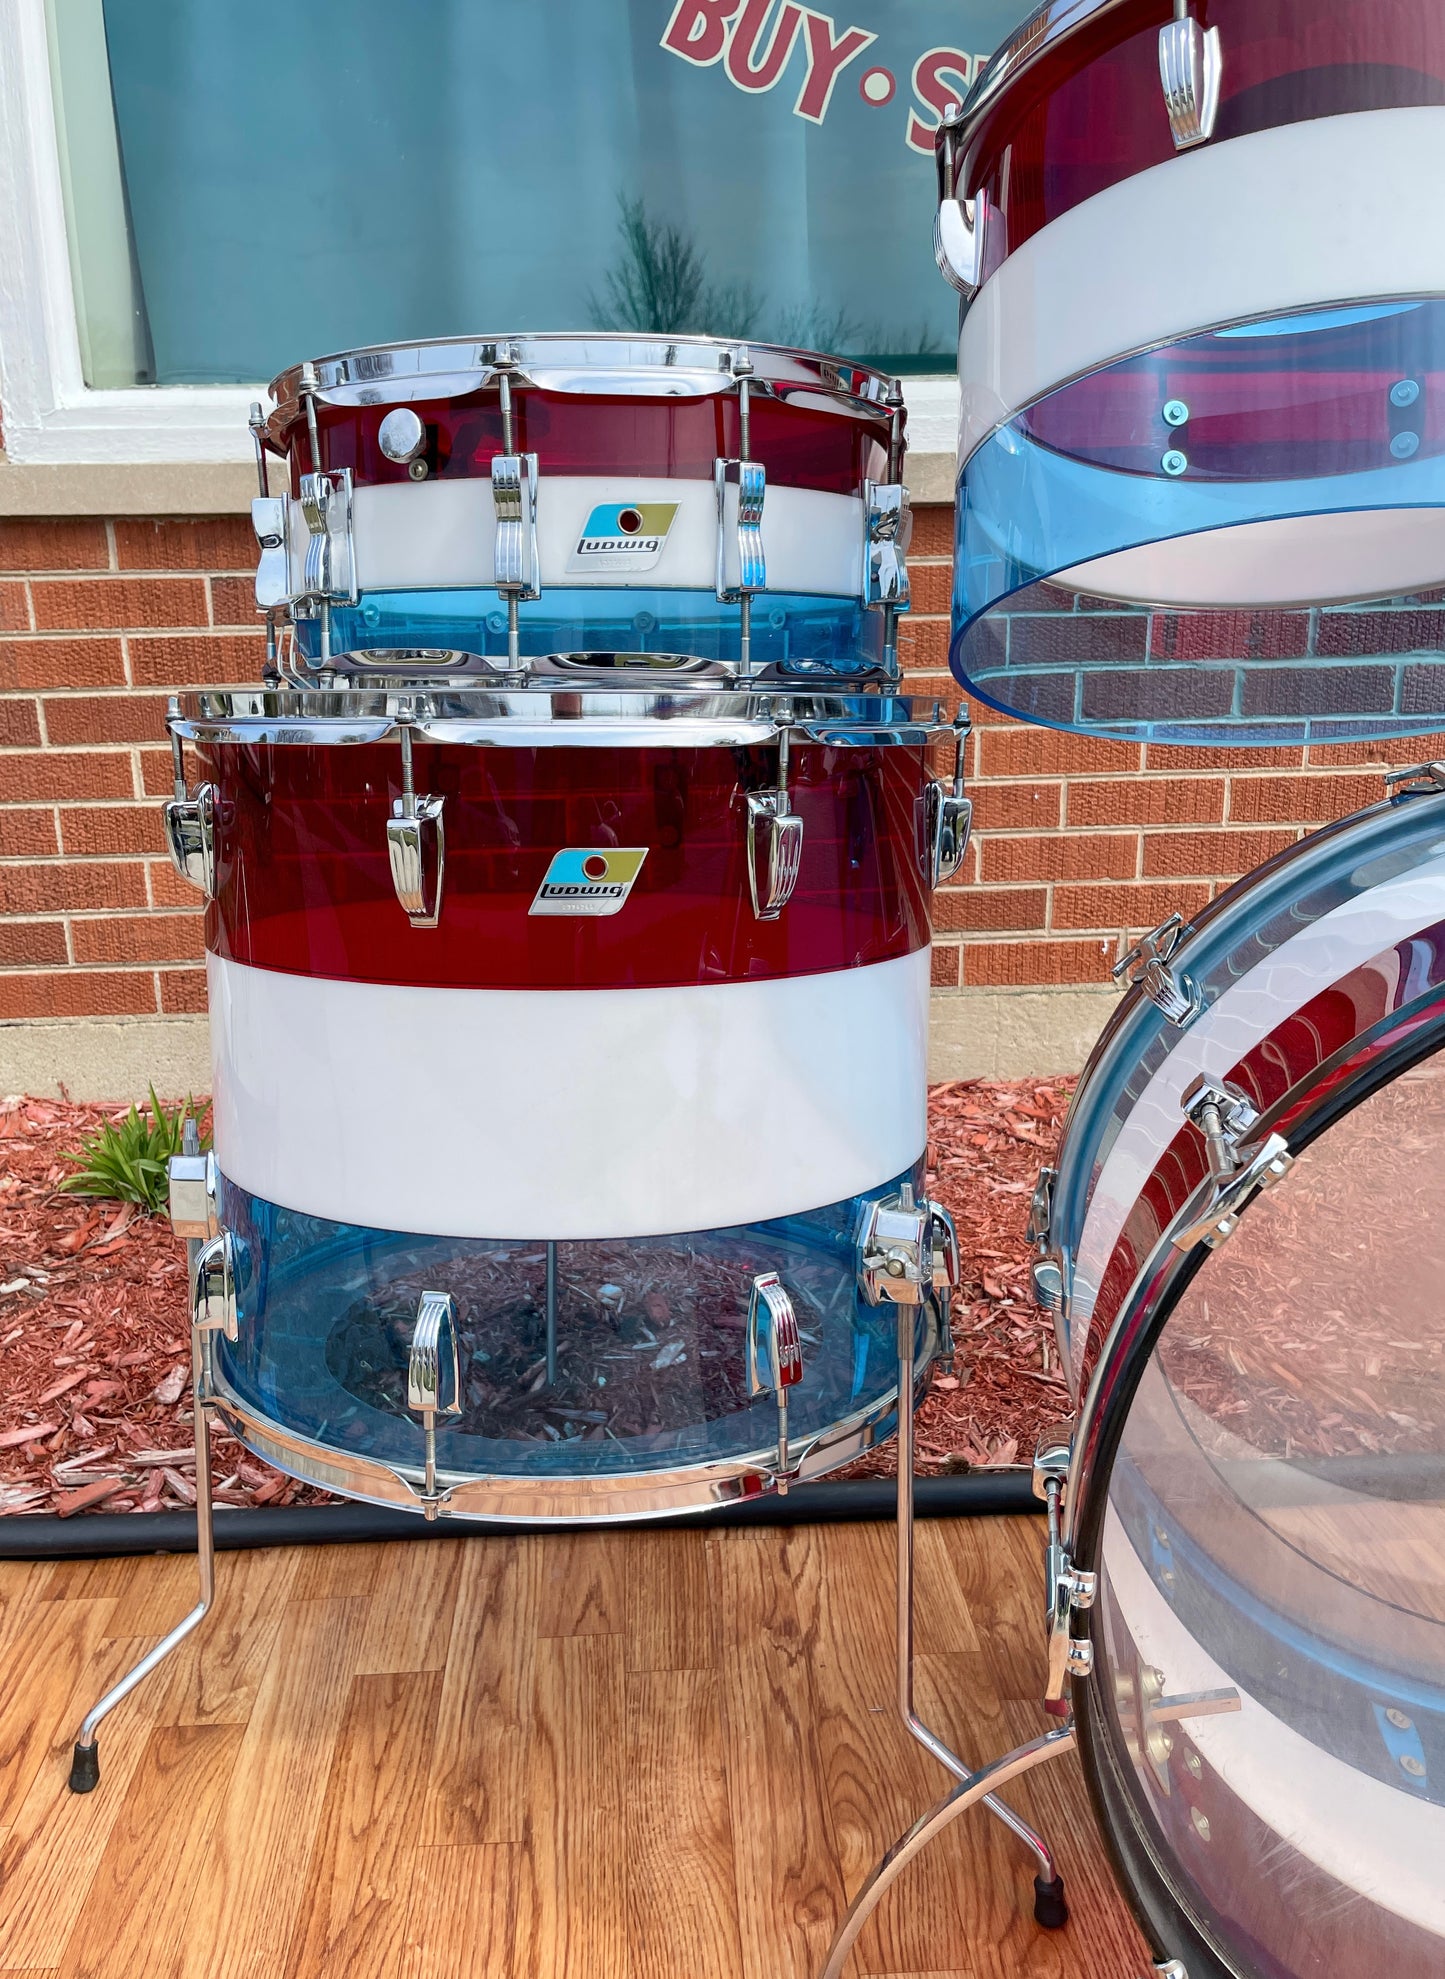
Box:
54;0;1028;388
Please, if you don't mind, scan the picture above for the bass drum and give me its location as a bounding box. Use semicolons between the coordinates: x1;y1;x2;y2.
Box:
1042;777;1445;1975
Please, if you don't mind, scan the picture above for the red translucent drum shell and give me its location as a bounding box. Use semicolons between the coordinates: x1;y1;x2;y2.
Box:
963;0;1445;287
279;392;892;497
201;740;932;991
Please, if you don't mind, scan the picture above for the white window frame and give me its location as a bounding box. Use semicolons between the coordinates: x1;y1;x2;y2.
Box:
0;0;959;472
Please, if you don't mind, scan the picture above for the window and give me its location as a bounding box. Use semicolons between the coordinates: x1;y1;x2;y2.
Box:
3;1;1019;463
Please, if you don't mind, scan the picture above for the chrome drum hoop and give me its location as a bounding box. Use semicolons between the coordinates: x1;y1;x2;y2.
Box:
204;1303;940;1525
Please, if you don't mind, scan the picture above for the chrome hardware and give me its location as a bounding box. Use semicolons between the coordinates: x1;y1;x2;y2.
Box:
933;102;983;297
930;1201;960;1372
386;725;445;928
858;1183;957;1310
1172;1130;1294;1253
1034;1431;1096;1702
925;719;972;888
378;405;426;463
248;400;270;497
295;467;357;661
168;1150;220;1242
163;784;216;898
1385;760;1445;795
1026;1165;1056;1248
251;496;289;612
491;452;541;600
1158;9;1222;150
747;1271;803;1492
407;1289;462;1518
1181;1077;1261;1185
192;1231;238;1343
714;457;767;599
864;482;911;609
1152;1964;1190;1979
1147;1686;1240;1727
746;726;803;921
1031;1424;1072;1505
1032;1259;1063;1312
1113;914;1203;1026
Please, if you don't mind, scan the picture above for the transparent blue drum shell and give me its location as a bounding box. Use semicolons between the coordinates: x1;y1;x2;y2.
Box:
952;302;1445;744
1077;1030;1445;1979
212;1166;920;1503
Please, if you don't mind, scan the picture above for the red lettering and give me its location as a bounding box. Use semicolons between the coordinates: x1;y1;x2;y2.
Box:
793;11;876;124
661;0;738;69
907;46;976;154
725;0;805;92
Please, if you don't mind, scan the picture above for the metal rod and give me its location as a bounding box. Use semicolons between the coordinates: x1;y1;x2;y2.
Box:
545;1241;558;1387
818;1724;1078;1979
69;1218;217;1792
739;593;752;674
300;364;323;474
895;1298;1059;1880
168;698;186;801
507;595;520;667
399;723;416;816
248;400;269;497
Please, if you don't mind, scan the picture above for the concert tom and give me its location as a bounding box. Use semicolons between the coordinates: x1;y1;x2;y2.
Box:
250;335;912;679
1032;769;1445;1976
934;0;1445;744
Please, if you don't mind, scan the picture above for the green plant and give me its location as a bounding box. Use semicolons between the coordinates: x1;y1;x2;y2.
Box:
60;1088;210;1214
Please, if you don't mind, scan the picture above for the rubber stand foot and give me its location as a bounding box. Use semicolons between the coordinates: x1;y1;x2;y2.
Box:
68;1742;100;1794
1033;1874;1068;1929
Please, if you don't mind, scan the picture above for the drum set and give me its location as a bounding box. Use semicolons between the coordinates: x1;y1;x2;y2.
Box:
63;3;1445;1976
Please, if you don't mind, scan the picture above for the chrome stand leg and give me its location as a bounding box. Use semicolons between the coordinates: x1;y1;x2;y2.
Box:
68;1280;216;1793
889;1301;1068;1917
545;1241;558;1387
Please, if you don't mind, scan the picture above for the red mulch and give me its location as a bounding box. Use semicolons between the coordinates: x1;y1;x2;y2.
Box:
0;1081;1073;1515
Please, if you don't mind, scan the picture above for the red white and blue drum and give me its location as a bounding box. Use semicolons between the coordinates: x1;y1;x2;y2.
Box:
253;336;912;679
934;0;1445;744
169;680;962;1519
1032;774;1445;1974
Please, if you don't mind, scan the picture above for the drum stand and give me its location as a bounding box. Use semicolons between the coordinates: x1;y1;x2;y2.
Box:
816;1296;1070;1979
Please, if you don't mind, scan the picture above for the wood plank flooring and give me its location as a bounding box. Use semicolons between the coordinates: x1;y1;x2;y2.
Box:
0;1517;1148;1979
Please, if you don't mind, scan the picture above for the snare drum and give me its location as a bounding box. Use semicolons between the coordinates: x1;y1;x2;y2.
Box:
934;0;1445;744
252;336;912;679
1036;773;1445;1974
165;677;969;1519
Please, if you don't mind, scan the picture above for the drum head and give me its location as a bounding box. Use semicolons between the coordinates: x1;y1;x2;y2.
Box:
1076;1027;1445;1978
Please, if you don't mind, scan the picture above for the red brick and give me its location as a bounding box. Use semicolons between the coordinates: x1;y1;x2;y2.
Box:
976;726;1141;777
43;694;172;747
31;577;208;633
980;833;1138;884
0;970;156;1019
962;939;1116;987
898;619;949;672
1141;829;1297;879
0;921;67;966
908;564;953;616
969;781;1061;832
129;634;266;689
71;914;203;965
0;583;30;633
0;700;41;749
1307;736;1445;768
140;748;182;798
1143;742;1304;772
1228;773;1380;825
0;519;108;573
60;806;167;858
210;576;260;626
0;638;126;690
1053;881;1212;931
113;516;257;571
1067;777;1225;827
148;859;204;907
930;943;961;988
910;507;954;557
160;968;207;1014
0;862;146;914
0;809;58;858
933;886;1048;933
0;750;133;802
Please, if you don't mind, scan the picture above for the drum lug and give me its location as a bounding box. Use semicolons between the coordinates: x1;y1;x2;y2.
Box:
925;722;972;888
1171;1104;1294;1255
251;495;290;611
387;726;446;929
407;1290;463;1520
746;1272;803;1494
863;481;912;609
714;456;768;600
491;451;542;601
932;102;984;297
1158;12;1223;151
296;467;357;612
163;784;216;899
168;1149;220;1242
192;1231;238;1344
746;726;803;921
1112;913;1203;1026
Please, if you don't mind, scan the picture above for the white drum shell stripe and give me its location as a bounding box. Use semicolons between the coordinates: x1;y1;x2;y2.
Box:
208;948;930;1240
1070;852;1445;1353
958;107;1445;469
285;477;869;598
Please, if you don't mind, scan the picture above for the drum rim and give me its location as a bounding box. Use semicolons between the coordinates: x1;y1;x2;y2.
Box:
205;1304;938;1524
1070;1003;1445;1977
266;332;900;432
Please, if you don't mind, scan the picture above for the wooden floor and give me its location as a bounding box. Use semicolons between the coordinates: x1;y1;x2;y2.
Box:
0;1516;1147;1979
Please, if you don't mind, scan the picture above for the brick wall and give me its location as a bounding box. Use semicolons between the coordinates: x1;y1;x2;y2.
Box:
0;504;1437;1025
